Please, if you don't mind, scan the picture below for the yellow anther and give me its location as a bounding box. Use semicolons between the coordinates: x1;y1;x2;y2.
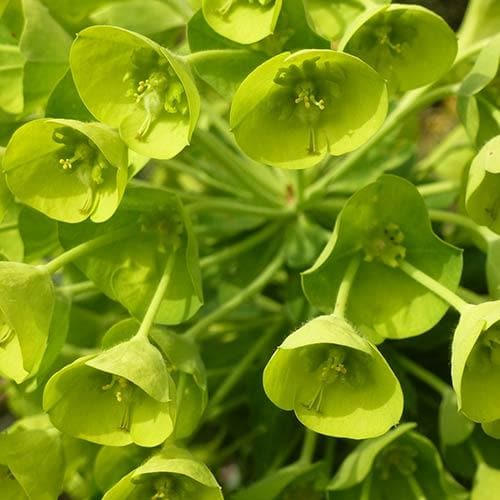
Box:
59;158;73;170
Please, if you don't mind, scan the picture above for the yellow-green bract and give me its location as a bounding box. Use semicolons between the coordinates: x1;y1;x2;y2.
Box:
230;49;388;169
0;262;54;384
466;135;500;235
263;315;403;439
202;0;283;45
339;4;458;93
102;445;223;499
451;300;500;423
43;336;176;447
3;119;128;223
70;25;200;160
302;175;463;340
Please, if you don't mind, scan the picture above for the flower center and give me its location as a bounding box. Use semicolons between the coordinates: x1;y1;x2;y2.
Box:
151;476;179;500
304;347;347;414
124;49;188;140
364;222;407;268
218;0;275;17
52;127;110;215
102;375;134;431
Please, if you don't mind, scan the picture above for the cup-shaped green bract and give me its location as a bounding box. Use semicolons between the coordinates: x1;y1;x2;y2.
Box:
328;423;465;499
263;315;403;439
482;419;500;440
70;25;200;160
230;49;388;169
0;261;54;384
43;336;176;447
102;318;208;439
202;0;283;45
339;4;457;93
150;327;208;439
102;445;223;499
3;118;128;223
304;0;389;42
0;420;64;500
465;135;500;235
302;175;463;339
59;185;203;325
451;301;500;423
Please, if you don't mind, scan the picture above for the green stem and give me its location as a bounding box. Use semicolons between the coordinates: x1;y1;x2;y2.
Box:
188;198;292;218
429;209;496;252
0;221;17;233
417;180;460;198
469;441;485;466
390;351;450;396
298;429;318;465
458;286;488;305
305;84;460;199
333;254;362;318
40;227;135;275
134;250;178;340
398;260;469;314
206;321;282;416
200;223;279;270
184;249;285;341
58;281;97;296
193;129;283;205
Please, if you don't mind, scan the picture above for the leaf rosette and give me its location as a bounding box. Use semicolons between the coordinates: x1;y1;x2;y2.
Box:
102;445;223;499
43;335;176;447
230;49;388;169
328;423;465;499
263;315;403;439
3;118;128;223
302;175;463;339
0;261;54;383
339;4;457;92
58;185;203;325
202;0;283;45
465;135;500;235
70;25;200;159
451;300;500;423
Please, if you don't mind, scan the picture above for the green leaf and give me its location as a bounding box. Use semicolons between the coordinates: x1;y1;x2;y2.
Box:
329;423;416;490
466;135;500;234
102;445;223;499
263;315;403;439
486;237;500;299
439;389;475;447
43;338;177;447
0;261;54;383
3;118;129;223
302;175;463;339
89;0;184;36
304;0;389;41
0;43;25;114
233;462;323;500
482;420;500;440
202;0;283;45
230;49;388;169
451;300;500;422
19;0;72;114
340;4;458;92
70;25;200;159
0;425;64;500
0;148;14;222
58;185;203;325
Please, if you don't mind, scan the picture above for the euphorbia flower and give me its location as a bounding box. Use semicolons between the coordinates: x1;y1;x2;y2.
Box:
102;445;223;499
70;26;200;159
202;0;283;45
230;49;388;169
0;262;54;383
263;315;403;439
3;119;128;223
465;135;500;235
43;336;176;447
451;300;500;423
